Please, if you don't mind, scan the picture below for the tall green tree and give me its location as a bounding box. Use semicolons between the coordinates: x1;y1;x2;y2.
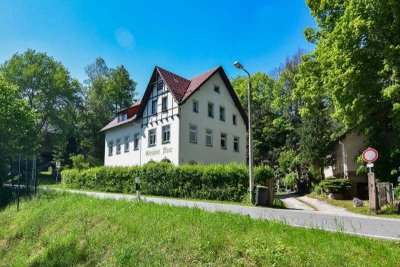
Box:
231;73;280;164
79;58;137;161
0;78;36;182
106;65;137;113
302;0;400;181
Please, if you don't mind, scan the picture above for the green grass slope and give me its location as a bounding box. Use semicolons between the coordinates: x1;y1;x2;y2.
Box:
1;192;400;266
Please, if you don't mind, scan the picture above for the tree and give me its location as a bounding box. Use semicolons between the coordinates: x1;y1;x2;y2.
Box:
0;50;82;166
0;49;81;134
79;58;137;161
303;0;400;181
0;78;36;182
231;73;280;164
106;65;137;113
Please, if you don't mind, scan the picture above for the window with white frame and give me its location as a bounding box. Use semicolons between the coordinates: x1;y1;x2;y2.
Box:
193;100;199;113
116;138;121;154
205;129;213;147
134;133;140;150
220;133;227;150
233;136;239;152
148;129;156;147
124;136;130;152
232;114;237;125
189;125;197;143
208;102;214;118
108;141;113;156
152;100;157;114
162;96;168;112
219;106;225;121
162;125;171;144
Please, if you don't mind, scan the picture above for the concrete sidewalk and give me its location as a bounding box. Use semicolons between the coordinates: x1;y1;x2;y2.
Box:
52;188;400;240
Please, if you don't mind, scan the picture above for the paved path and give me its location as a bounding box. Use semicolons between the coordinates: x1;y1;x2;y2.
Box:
277;195;315;211
51;188;400;240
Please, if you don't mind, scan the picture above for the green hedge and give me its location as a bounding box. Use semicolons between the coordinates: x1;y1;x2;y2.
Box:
61;163;274;202
320;178;352;194
395;186;400;200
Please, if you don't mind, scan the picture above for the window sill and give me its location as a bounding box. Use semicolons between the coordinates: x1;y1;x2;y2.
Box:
162;141;171;144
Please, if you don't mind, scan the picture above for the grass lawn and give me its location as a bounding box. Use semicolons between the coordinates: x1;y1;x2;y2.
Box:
308;192;399;218
1;192;400;266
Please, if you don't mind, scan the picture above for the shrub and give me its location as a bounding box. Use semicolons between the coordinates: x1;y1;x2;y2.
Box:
62;163;249;202
70;154;101;170
254;165;275;185
319;178;351;194
395;186;400;200
312;183;322;195
283;172;298;189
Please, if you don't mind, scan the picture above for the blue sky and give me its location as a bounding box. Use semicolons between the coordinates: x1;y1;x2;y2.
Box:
0;0;316;95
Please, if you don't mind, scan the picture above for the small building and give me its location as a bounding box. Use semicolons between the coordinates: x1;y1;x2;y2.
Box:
101;66;248;166
323;129;368;198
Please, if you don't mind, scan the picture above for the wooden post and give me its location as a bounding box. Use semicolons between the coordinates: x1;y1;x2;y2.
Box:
368;172;379;213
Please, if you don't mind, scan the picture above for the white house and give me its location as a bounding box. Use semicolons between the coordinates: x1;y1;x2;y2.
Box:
323;129;368;198
101;66;248;166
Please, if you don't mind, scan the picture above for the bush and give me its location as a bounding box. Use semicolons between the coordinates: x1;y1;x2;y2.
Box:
283;172;298;189
254;165;275;185
62;163;250;202
312;183;322;195
395;186;400;200
319;178;351;194
70;154;101;170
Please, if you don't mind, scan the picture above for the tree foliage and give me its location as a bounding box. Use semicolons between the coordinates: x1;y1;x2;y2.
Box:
0;78;36;180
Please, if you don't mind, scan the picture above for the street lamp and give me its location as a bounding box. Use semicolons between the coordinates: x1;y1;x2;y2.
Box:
233;61;254;204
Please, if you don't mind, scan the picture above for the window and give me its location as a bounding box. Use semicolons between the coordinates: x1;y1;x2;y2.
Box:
219;106;225;121
220;133;227;150
148;129;156;147
189;125;197;143
162;96;168;112
208;102;214;118
233;137;239;152
205;129;213;147
233;114;237;125
157;80;163;92
214;85;220;93
118;113;127;122
134;133;140;151
152;100;157;114
116;138;121;154
162;125;170;144
193;100;199;113
124;136;130;152
108;141;113;156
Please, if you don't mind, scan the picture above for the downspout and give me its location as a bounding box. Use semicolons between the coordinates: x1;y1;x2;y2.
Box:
339;140;347;179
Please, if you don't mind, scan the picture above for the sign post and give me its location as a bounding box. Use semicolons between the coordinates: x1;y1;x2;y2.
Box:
55;161;61;183
135;176;141;201
362;147;379;213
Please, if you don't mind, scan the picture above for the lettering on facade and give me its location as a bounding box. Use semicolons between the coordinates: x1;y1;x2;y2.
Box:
145;147;173;157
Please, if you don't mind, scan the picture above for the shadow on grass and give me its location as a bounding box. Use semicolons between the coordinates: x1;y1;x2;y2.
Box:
0;186;33;210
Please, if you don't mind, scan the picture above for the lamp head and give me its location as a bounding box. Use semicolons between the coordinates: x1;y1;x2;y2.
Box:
233;61;243;69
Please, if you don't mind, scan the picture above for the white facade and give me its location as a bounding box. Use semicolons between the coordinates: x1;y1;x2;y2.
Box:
102;66;247;166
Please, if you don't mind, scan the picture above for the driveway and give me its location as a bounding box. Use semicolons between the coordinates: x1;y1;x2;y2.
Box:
278;194;356;216
50;188;400;240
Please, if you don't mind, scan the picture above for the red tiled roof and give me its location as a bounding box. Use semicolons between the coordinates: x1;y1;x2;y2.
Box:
156;66;220;103
102;66;248;132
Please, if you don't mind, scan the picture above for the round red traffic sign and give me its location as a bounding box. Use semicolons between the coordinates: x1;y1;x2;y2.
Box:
362;147;379;163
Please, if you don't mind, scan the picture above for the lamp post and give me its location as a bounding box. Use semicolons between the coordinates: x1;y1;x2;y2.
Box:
234;61;254;204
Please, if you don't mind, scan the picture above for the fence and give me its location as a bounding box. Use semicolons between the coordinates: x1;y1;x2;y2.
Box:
377;182;395;207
